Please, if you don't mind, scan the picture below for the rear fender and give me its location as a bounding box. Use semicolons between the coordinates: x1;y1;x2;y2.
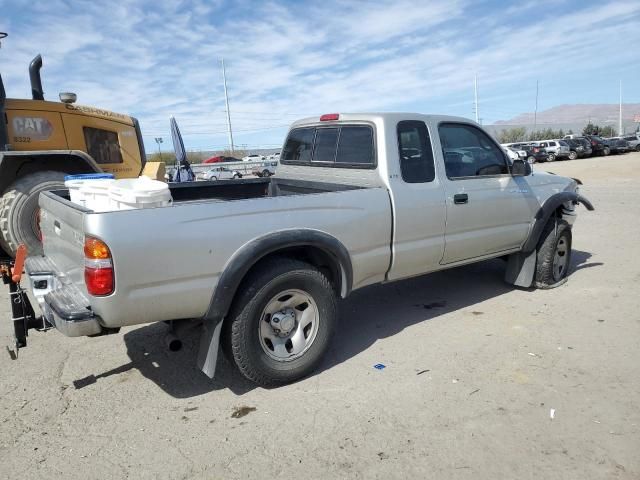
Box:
196;229;353;378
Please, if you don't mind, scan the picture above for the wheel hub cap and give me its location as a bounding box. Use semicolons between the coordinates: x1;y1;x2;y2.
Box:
259;289;320;362
553;237;569;281
270;308;296;336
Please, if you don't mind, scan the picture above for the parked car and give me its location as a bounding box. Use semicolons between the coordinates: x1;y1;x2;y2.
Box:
12;112;594;387
242;154;264;162
199;166;242;181
583;135;610;156
535;140;570;161
252;161;278;177
203;155;242;164
621;135;640;151
604;138;630;154
574;137;593;157
511;143;549;163
564;138;590;159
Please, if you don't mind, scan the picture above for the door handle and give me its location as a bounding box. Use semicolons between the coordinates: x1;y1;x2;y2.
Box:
453;193;468;204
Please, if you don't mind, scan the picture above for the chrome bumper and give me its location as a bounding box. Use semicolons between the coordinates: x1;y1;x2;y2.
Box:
25;257;102;337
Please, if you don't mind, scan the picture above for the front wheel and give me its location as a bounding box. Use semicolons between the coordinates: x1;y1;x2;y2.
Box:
224;258;337;386
262;170;271;177
535;218;572;288
568;151;578;160
547;153;556;162
603;147;610;156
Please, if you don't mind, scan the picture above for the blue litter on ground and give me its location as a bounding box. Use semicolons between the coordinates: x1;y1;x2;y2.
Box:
373;364;386;370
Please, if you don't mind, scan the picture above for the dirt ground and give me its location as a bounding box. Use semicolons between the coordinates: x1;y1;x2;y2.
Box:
1;153;639;479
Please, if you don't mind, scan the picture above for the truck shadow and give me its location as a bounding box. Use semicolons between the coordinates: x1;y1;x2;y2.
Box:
73;250;597;398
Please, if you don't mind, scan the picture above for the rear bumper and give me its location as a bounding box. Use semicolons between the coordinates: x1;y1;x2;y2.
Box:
25;256;102;337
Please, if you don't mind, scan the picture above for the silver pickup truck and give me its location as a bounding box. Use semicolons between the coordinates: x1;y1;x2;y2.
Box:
9;113;593;386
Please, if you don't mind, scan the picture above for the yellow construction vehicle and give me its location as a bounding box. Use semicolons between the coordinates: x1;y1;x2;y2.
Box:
0;33;146;258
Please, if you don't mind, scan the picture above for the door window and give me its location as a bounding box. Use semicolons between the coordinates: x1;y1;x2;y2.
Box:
83;127;123;164
439;123;509;178
397;120;435;183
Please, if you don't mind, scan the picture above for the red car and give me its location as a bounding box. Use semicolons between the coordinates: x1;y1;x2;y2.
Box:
203;155;241;164
203;155;224;164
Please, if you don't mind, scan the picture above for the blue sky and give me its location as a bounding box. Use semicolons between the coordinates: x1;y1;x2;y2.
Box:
1;0;639;153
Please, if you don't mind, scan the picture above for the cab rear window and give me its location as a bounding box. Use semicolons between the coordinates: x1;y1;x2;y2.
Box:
282;125;375;168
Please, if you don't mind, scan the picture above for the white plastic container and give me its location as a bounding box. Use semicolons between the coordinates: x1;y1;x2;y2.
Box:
79;179;116;212
64;174;115;211
108;177;173;210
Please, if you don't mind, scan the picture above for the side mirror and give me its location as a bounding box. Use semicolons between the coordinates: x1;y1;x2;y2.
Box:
511;159;530;176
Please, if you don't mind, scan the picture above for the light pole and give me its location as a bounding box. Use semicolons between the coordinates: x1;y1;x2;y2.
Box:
154;137;163;161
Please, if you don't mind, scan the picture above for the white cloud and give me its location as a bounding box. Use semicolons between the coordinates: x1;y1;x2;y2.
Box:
1;0;639;151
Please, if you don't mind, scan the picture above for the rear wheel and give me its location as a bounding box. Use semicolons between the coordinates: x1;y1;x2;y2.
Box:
0;171;66;256
262;170;271;177
568;151;578;160
224;257;337;386
603;147;610;156
534;218;572;289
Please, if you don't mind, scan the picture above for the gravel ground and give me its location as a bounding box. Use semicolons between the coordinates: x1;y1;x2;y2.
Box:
1;153;639;479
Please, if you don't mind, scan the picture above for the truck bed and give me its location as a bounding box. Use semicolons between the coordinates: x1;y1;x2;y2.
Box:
37;177;393;329
170;177;365;203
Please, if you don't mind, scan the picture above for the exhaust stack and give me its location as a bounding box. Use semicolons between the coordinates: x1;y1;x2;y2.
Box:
29;54;44;100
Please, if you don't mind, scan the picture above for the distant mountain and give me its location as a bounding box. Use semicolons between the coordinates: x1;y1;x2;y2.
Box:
494;104;640;125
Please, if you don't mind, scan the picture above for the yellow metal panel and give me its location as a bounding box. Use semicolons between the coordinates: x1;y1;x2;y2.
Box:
61;113;141;178
5;109;67;150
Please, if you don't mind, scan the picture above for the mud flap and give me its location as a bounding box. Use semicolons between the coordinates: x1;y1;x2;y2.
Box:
505;250;537;288
196;320;222;378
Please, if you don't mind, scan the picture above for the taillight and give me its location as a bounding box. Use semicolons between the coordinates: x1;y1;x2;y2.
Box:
84;237;114;296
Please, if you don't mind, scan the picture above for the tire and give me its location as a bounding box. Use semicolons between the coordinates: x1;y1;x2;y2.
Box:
547;153;556;162
636;145;640;152
527;156;536;164
0;171;66;256
262;170;271;177
210;176;218;181
568;151;578;160
603;147;610;156
534;218;572;289
224;257;338;387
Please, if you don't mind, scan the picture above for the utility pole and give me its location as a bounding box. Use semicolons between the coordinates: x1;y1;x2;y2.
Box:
154;137;163;161
221;58;235;153
619;80;623;135
533;80;539;135
473;74;479;123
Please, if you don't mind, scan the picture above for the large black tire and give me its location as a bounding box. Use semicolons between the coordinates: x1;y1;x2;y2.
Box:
224;257;338;387
534;218;572;289
0;171;66;256
547;153;556;162
568;151;578;160
262;170;271;177
603;147;610;156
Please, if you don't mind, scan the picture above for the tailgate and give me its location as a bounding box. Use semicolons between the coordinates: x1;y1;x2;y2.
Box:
38;190;88;288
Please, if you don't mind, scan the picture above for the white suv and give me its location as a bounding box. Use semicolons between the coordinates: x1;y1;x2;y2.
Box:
535;140;570;161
